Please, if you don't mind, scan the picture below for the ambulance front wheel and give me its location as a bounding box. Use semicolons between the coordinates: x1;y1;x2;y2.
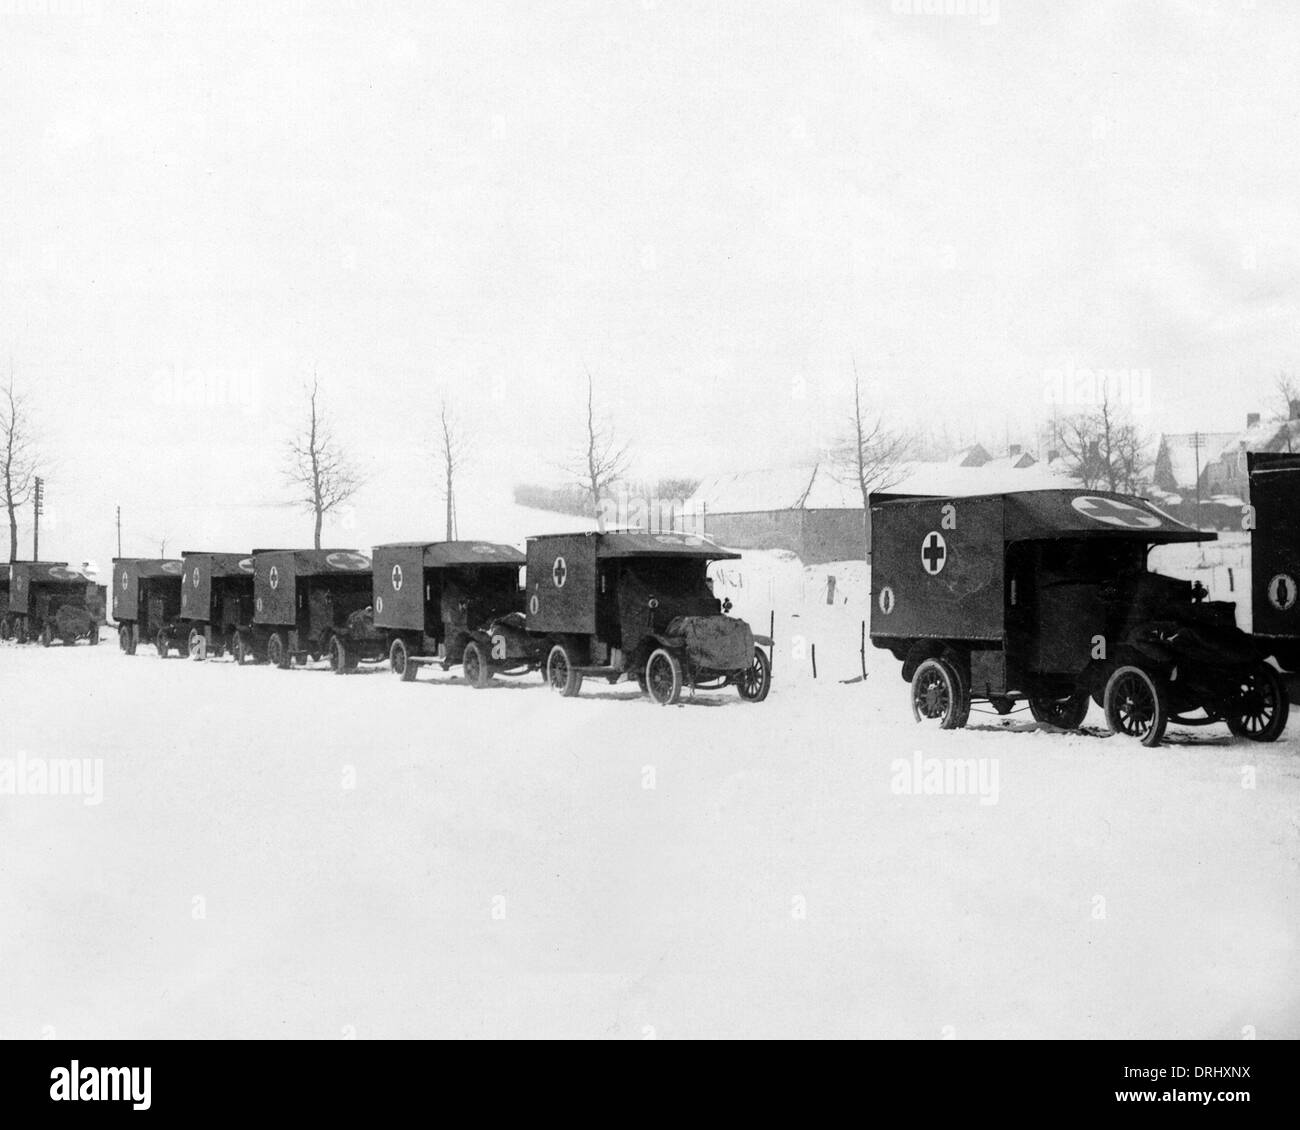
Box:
462;641;493;689
910;657;970;729
645;648;683;706
736;647;771;702
1103;665;1168;747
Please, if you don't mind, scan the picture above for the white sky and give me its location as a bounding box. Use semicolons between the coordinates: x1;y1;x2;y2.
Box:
2;0;1298;564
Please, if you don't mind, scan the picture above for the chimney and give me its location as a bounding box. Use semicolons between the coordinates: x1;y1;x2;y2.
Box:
1247;412;1261;429
1291;398;1300;421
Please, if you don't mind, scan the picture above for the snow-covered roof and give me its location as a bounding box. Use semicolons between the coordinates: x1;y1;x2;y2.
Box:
882;458;1075;498
688;465;860;512
690;457;1075;513
949;444;992;467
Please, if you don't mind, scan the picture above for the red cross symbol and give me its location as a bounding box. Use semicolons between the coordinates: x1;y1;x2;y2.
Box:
552;557;567;588
921;532;947;575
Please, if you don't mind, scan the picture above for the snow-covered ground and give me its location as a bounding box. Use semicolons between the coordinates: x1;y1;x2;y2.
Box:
2;545;1296;1039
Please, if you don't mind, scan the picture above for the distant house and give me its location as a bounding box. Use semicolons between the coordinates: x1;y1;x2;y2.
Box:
687;452;1073;563
951;443;993;467
1152;405;1300;527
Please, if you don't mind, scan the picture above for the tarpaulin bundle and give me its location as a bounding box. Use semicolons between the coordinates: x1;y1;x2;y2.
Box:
666;615;754;672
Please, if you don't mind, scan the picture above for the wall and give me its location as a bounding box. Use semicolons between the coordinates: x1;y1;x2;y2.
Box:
700;509;868;565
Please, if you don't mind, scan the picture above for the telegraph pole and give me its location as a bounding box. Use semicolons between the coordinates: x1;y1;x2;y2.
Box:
116;505;122;557
1190;431;1205;562
33;476;43;560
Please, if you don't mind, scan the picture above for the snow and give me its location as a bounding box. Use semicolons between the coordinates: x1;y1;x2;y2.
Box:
2;542;1296;1039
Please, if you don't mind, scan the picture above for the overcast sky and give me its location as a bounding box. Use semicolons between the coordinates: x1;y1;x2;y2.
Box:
3;0;1298;566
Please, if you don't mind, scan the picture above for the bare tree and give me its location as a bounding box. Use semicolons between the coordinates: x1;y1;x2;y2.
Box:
564;372;630;532
1276;372;1298;451
1057;388;1149;494
832;364;912;554
437;396;469;540
1;370;38;562
285;376;361;549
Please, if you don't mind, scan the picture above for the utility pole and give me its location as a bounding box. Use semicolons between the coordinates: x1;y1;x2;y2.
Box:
116;505;122;557
1190;431;1204;561
33;476;43;560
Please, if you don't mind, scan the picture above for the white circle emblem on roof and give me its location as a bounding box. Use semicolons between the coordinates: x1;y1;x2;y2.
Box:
1071;496;1162;529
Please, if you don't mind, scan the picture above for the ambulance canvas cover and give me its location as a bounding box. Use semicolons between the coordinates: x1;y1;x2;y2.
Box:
371;545;427;631
871;497;1006;642
526;535;597;636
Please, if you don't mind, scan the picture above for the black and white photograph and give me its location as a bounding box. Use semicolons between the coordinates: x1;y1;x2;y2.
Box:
0;0;1296;1099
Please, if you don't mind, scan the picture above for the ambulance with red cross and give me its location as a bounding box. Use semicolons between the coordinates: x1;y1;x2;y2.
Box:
871;489;1289;746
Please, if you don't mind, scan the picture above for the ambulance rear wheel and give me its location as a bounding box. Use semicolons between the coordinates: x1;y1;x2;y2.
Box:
910;658;970;729
546;643;583;697
267;631;288;669
0;618;10;641
462;641;492;689
1104;666;1168;747
87;625;99;645
188;628;207;660
389;637;416;681
155;629;171;657
232;632;250;665
736;647;771;702
1029;692;1090;729
16;619;28;644
40;624;53;647
645;648;683;706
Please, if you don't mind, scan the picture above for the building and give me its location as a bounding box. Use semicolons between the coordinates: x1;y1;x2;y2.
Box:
688;454;1073;563
1152;404;1300;527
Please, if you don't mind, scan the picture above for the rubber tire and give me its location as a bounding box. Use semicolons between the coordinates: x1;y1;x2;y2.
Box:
0;618;11;641
267;631;288;669
16;619;29;644
233;633;249;666
1104;665;1168;747
330;635;357;674
645;647;684;706
188;627;207;661
87;625;99;645
910;657;971;729
390;637;416;682
1226;662;1290;742
736;647;771;702
546;643;583;697
156;629;171;658
1028;692;1090;730
40;624;53;648
462;640;492;689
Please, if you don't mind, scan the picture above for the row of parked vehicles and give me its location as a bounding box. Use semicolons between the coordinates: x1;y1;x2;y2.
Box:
3;461;1295;737
68;531;772;707
870;456;1300;746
